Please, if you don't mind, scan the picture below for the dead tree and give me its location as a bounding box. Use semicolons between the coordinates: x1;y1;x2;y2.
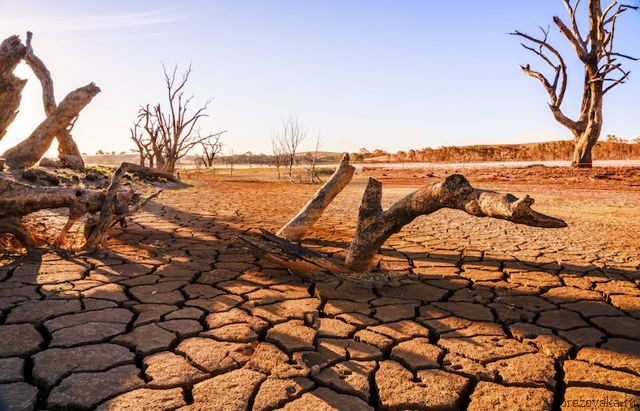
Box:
130;118;154;167
0;33;97;169
136;64;220;173
197;131;225;167
277;116;306;180
2;83;100;169
240;154;567;285
22;32;85;167
511;0;638;168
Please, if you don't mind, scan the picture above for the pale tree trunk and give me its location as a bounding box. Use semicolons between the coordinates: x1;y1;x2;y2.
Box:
571;77;603;168
2;83;100;169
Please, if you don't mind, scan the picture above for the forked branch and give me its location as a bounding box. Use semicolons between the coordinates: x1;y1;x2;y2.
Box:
344;175;566;271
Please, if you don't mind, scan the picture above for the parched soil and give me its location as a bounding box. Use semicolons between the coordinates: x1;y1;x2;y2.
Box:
1;166;639;410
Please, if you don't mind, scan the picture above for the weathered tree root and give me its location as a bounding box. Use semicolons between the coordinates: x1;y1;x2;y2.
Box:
241;167;567;284
0;162;161;249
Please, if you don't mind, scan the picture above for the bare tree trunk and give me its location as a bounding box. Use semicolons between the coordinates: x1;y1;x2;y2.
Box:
571;82;603;168
0;35;27;142
2;83;100;169
277;153;355;240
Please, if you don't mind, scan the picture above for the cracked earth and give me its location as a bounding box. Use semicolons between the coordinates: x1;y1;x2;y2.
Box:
1;169;639;410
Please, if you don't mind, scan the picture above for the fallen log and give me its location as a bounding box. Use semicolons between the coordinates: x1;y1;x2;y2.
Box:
241;174;567;283
2;83;100;169
239;229;402;287
345;174;567;271
0;162;160;249
276;153;355;240
119;162;184;184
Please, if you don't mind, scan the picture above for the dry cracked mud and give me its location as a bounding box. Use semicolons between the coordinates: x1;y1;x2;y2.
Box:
1;169;639;410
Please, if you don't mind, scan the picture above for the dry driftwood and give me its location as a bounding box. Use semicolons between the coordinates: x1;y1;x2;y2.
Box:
0;35;27;142
276;153;355;240
23;32;84;167
2;83;100;169
241;173;567;282
345;174;566;271
0;163;160;248
119;162;183;184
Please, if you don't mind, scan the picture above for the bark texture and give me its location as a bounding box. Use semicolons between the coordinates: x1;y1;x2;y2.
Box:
0;35;27;142
2;83;100;169
276;153;355;240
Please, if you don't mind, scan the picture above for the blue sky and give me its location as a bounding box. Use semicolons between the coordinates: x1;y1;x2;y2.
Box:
1;0;638;155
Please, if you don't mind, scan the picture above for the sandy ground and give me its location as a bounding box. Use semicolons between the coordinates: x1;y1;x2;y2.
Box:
0;165;638;410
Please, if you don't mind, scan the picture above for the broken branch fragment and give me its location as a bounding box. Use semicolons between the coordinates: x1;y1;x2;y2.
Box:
0;162;160;249
277;153;355;240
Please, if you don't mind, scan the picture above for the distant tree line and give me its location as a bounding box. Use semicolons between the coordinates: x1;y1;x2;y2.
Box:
359;136;640;164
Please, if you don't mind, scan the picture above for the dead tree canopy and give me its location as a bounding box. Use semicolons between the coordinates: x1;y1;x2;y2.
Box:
511;0;638;168
241;155;567;284
197;131;225;167
134;64;223;174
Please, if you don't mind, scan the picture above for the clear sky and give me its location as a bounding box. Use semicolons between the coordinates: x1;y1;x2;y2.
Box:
1;0;639;156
